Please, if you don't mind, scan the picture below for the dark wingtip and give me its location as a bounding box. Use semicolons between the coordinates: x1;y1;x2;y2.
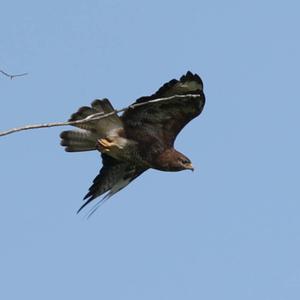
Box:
83;192;92;200
186;70;193;77
77;196;94;214
91;98;109;107
77;187;100;214
130;71;204;105
91;99;102;106
180;71;203;89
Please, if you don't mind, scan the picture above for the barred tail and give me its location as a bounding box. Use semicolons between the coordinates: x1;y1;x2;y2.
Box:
60;130;98;152
60;98;123;152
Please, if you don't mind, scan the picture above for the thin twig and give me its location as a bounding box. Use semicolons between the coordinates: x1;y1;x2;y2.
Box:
0;94;201;137
0;69;28;80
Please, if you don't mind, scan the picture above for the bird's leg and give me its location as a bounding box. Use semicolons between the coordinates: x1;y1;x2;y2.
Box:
98;137;123;153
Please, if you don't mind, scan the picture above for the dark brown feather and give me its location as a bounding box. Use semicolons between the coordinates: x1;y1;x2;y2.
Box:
77;154;147;213
122;71;205;150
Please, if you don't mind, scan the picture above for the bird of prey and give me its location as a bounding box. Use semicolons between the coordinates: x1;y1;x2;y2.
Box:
60;71;205;214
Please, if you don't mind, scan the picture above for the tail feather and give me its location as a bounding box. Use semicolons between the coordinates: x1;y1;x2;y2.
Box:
60;130;97;152
60;98;123;153
69;106;95;121
91;99;114;113
60;130;97;143
64;145;97;152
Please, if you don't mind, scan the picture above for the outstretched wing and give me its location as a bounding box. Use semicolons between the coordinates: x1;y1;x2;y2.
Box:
122;71;205;148
77;154;147;215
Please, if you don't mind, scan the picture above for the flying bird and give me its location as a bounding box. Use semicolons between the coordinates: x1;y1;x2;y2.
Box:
60;71;205;214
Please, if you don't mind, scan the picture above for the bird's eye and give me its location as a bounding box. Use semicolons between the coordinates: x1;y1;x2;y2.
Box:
181;159;190;164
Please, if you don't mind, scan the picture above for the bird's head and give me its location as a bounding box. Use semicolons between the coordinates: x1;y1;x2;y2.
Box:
155;149;194;172
176;154;194;171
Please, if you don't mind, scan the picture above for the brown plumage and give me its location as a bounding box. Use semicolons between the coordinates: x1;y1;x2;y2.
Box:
60;71;205;215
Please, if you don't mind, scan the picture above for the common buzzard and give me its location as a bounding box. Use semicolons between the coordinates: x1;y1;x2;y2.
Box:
60;71;205;214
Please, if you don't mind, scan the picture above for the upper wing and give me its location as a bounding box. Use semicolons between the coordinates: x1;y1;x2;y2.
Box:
122;71;205;148
77;154;147;216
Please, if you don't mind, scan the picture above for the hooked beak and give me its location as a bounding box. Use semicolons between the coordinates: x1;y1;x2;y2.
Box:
186;163;194;171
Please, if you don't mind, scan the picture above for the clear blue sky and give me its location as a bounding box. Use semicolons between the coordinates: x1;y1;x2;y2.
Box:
1;1;299;299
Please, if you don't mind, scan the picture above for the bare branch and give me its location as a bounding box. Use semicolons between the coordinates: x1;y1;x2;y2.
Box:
0;69;28;80
0;94;201;137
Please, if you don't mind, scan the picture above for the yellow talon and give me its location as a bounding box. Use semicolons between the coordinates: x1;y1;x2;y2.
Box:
98;138;117;152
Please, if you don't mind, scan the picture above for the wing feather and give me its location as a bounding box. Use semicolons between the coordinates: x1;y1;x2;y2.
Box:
77;154;147;214
122;71;205;148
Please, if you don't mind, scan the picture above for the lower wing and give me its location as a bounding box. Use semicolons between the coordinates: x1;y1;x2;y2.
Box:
77;154;147;216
